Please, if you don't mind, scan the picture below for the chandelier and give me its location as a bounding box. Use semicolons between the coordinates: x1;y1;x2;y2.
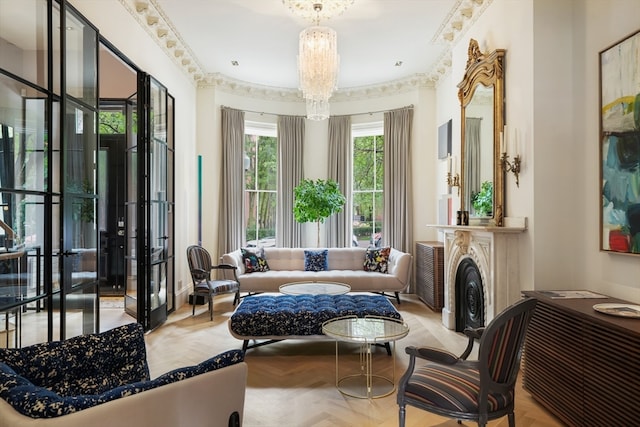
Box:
283;1;355;120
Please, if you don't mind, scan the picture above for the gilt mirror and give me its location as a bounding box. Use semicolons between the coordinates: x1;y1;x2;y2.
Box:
457;39;505;226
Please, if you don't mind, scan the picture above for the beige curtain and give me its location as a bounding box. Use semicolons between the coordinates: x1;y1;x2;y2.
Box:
218;107;245;258
276;115;305;248
383;106;413;254
326;115;352;247
464;117;482;205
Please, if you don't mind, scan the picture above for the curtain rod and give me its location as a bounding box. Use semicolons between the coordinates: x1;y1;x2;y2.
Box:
338;104;414;117
222;104;414;119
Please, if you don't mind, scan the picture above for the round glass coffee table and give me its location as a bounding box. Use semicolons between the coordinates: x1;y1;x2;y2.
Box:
279;281;351;295
322;315;410;399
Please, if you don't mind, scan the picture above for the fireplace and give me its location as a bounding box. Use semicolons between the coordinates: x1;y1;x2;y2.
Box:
455;258;484;332
430;220;526;330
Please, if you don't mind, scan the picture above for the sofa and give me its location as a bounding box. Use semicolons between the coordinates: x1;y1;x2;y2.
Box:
221;246;412;302
0;323;247;427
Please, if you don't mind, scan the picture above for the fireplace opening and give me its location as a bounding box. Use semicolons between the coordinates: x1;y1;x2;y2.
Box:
454;258;484;332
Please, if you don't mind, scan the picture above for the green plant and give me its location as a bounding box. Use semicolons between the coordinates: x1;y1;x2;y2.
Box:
293;178;346;247
471;180;493;216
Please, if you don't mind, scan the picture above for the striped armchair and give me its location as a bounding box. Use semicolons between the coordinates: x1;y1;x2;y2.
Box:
397;297;538;427
186;245;240;320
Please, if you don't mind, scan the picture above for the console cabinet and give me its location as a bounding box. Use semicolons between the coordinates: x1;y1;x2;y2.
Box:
522;291;640;427
414;241;444;310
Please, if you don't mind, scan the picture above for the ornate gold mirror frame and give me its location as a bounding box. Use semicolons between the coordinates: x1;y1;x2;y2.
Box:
458;39;506;226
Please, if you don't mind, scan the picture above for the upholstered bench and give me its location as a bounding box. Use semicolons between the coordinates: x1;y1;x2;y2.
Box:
228;293;401;351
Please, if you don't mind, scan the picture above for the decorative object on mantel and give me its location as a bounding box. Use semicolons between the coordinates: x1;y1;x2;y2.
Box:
283;1;355;120
500;125;522;187
599;28;640;255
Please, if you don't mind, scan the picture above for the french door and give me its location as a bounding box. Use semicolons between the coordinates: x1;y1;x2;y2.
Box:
124;74;174;330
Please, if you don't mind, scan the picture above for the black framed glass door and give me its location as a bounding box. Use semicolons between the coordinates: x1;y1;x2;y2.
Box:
126;74;173;330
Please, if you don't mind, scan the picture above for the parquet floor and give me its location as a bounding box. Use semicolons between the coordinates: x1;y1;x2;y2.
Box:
101;294;564;427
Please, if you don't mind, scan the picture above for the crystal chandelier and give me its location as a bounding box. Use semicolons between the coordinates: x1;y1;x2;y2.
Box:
298;19;338;120
284;1;355;120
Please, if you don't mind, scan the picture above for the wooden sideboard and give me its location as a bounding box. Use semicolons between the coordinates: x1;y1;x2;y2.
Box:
522;291;640;427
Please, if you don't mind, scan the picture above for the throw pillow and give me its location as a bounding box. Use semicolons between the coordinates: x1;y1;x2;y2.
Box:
364;246;391;273
241;248;270;273
304;249;328;272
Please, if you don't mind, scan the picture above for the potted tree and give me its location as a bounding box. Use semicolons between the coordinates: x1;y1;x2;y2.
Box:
293;178;346;247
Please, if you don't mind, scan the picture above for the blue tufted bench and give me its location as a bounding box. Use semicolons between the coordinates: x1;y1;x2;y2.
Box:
228;293;401;351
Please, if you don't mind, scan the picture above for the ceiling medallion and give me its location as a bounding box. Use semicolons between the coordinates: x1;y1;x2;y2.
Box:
282;0;355;23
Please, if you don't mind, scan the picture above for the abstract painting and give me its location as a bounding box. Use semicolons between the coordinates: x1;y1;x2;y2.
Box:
600;29;640;254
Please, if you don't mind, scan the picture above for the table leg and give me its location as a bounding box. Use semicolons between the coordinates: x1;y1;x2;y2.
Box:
334;340;396;399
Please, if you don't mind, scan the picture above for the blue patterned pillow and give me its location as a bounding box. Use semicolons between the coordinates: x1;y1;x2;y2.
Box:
364;246;391;273
241;248;270;273
0;322;149;396
304;249;328;271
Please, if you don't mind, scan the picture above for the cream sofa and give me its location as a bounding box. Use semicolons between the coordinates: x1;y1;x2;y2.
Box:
221;247;412;302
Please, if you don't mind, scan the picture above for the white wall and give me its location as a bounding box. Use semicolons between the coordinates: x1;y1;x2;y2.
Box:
439;0;640;302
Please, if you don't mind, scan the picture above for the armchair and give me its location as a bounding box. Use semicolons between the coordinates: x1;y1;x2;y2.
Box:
397;297;537;427
187;245;240;320
0;323;247;427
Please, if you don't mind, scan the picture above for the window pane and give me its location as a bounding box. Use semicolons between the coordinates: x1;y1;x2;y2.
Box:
352;129;383;248
65;102;96;194
244;126;277;247
0;75;48;192
257;136;277;191
244;135;256;190
375;136;384;191
0;0;49;89
65;9;97;107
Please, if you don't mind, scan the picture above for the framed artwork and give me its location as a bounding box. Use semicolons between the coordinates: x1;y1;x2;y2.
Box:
437;119;452;159
599;29;640;254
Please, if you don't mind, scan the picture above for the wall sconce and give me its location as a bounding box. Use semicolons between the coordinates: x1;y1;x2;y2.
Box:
501;152;521;187
446;154;460;196
500;126;522;187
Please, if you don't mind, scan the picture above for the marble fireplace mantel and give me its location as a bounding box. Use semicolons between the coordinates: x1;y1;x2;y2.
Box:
428;218;527;330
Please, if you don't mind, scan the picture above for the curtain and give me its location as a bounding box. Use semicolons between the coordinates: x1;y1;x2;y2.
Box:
276;115;304;248
464;117;482;208
325;115;352;247
218;107;245;258
383;106;413;254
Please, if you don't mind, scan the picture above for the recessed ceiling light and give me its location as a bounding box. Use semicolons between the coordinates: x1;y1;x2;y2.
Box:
231;60;239;66
395;61;403;67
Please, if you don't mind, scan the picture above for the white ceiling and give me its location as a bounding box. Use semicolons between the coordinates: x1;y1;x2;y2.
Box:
131;0;490;91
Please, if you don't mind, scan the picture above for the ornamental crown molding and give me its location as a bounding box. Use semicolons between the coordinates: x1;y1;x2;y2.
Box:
120;0;206;82
199;72;437;102
121;0;491;95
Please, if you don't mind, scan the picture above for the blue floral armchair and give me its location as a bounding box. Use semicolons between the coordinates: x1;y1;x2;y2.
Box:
0;323;247;427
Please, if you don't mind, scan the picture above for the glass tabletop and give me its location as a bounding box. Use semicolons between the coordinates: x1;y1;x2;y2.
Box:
279;281;351;295
322;316;409;343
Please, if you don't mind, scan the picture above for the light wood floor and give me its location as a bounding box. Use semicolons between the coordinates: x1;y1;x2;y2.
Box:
101;294;564;427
